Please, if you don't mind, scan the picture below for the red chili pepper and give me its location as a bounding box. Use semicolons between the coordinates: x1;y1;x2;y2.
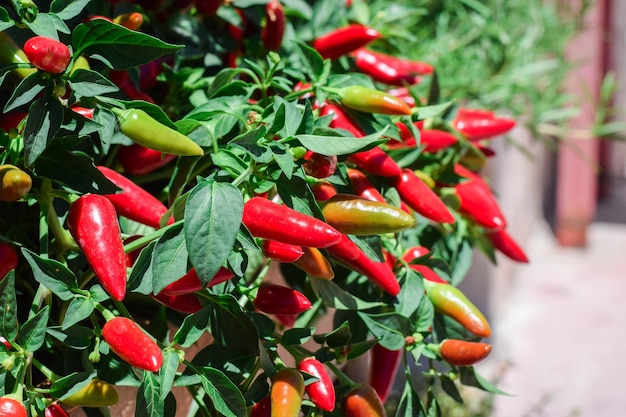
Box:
151;292;203;314
293;246;335;280
67;194;127;301
23;36;71;74
45;404;69;417
342;385;387;417
270;368;305;417
160;267;234;296
369;344;402;403
0;336;11;350
253;284;312;315
0;242;18;281
117;144;177;177
486;229;529;263
338;86;412;116
261;1;285;51
311;182;338;201
401;246;430;263
454;164;507;230
71;106;94;119
409;264;448;284
332;247;400;296
303;151;338;178
391;122;458;152
0;112;27;132
438;339;492;367
0;396;27;417
312;25;381;60
355;48;434;75
250;395;271;417
97;166;170;229
393;169;454;224
326;234;361;261
453;108;515;141
242;197;342;248
347;168;386;203
102;317;163;372
262;240;304;263
352;48;428;86
298;357;336;411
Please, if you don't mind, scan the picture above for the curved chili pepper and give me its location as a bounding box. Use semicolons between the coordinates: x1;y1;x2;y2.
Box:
253;284;312;315
262;240;304;263
326;234;361;261
342;385;387;417
423;280;491;338
0;32;37;79
454;164;507;230
250;395;271;417
242;197;342;248
298;357;336;411
321;194;415;235
261;1;285;51
347;168;386;203
160;267;234;296
312;25;381;60
311;182;338;201
67;194;127;301
293;246;334;280
338;86;412;115
352;48;425;86
45;404;69;417
392;122;458;152
0;396;27;417
102;317;163;372
486;229;529;263
271;368;305;417
97;166;170;229
332;247;400;296
0;164;32;202
393;169;454;224
437;339;492;367
453;108;516;141
0;242;18;281
303;151;338;178
23;36;71;74
115;108;204;156
370;344;402;403
151;292;203;314
60;379;119;407
117;144;177;176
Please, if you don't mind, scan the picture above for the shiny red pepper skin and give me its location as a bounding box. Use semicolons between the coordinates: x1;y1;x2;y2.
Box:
453;108;516;141
409;264;448;284
253;284;312;315
293;246;335;280
370;344;402;403
454;165;507;230
312;25;381;60
23;36;71;74
271;368;305;417
326;234;361;261
117;144;177;176
386;87;416;107
151;292;203;314
486;229;529;263
401;246;430;263
392;122;458;152
347;168;386;203
45;404;70;417
262;240;304;263
342;385;387;417
298;357;336;411
338;86;413;116
250;395;271;417
332;247;400;296
97;166;169;229
242;197;342;248
102;317;163;372
261;1;285;51
67;194;127;301
393;169;455;224
354;48;434;75
0;396;27;417
439;339;492;367
160;267;234;296
0;242;18;281
70;107;94;119
0;336;10;350
311;182;338;201
352;48;427;86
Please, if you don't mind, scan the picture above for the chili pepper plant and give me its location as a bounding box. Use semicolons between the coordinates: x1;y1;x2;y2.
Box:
0;0;528;416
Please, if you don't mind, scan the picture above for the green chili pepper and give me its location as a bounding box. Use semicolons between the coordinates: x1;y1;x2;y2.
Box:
0;32;37;79
115;108;204;156
337;85;412;115
60;379;119;407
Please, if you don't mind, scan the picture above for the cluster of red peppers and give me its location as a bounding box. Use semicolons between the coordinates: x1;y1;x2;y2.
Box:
0;0;529;416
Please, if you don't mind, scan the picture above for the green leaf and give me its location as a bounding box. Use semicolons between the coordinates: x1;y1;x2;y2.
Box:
184;180;243;286
293;41;326;81
53;370;97;400
275;169;320;217
274;97;303;138
0;7;14;32
357;312;411;350
127;241;156;295
21;249;78;301
159;349;180;401
4;72;46;113
312;321;351;347
26;13;61;40
396;268;424;318
459;367;511;395
295;130;387;156
310;278;381;310
281;327;314;345
51;0;90;21
23;96;65;167
151;223;189;295
206;294;259;354
395;378;427;417
120;99;177;129
67;69;119;100
440;375;464;404
62;296;95;330
0;271;19;341
17;305;50;352
196;367;247;417
136;373;163;417
47;326;93;350
414;296;435;333
269;142;296;179
173;305;211;348
416;101;454;120
229;127;272;163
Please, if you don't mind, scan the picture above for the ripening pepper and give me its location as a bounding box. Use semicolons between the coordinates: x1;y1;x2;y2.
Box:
23;36;71;74
261;1;285;51
253;284;312;315
67;194;127;301
117;144;177;176
0;242;18;281
45;404;70;417
60;379;119;407
312;25;381;60
423;280;491;338
454;165;507;230
242;197;342;248
115;108;204;156
114;12;144;30
486;229;529;263
0;396;27;417
0;32;37;79
298;357;336;411
453;108;516;141
321;194;415;235
160;267;234;296
386;87;416;107
262;240;304;263
369;344;402;403
352;48;427;86
293;246;335;280
393;169;455;224
437;339;492;367
102;317;163;372
271;368;305;417
338;86;412;116
0;164;32;202
342;385;387;417
97;166;170;229
347;168;386;203
151;292;203;314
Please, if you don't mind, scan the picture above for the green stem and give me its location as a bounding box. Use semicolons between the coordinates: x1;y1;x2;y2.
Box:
326;362;358;388
28;284;51;319
47;203;79;252
123;219;184;254
231;162;255;188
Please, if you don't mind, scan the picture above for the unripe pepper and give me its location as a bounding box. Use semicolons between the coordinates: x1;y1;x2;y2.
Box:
67;194;127;301
342;385;387;417
115;108;204;156
298;357;335;411
117;144;177;176
338;86;412;116
261;1;285;51
437;339;492;367
352;48;423;86
312;25;381;60
0;164;32;202
253;284;312;315
102;317;163;372
60;379;119;407
160;267;234;296
0;242;18;281
270;368;305;417
454;164;507;230
242;197;342;248
23;36;71;74
151;292;203;314
293;247;334;280
0;396;27;417
486;229;529;263
321;194;415;235
0;32;37;79
424;280;491;338
97;166;170;229
45;404;70;417
369;344;402;403
393;169;455;224
347;168;386;203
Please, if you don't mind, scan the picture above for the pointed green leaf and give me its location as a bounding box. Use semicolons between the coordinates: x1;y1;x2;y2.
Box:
151;223;189;295
197;367;247;417
0;270;19;341
17;305;50;352
21;249;78;301
136;373;163;417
